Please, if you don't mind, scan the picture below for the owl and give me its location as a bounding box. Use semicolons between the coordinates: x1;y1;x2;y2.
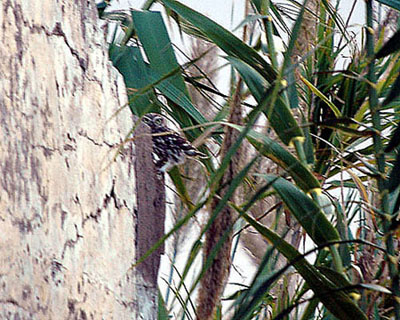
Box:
142;113;206;172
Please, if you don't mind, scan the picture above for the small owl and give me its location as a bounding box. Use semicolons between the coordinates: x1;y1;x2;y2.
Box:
142;113;206;172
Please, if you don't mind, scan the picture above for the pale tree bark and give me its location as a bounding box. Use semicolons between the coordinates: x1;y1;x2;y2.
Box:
0;1;138;319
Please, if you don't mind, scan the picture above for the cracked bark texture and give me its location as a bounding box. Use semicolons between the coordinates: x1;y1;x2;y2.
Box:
0;1;137;319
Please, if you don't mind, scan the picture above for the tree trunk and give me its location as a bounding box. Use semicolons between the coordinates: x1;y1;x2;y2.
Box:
0;1;138;319
134;121;165;320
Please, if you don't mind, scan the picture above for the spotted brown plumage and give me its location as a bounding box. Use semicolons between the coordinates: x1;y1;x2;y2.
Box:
142;113;206;172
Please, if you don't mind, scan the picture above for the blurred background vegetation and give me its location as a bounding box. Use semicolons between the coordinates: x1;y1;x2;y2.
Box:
98;0;400;319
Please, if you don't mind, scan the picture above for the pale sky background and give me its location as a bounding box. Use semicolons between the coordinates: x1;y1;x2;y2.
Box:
109;0;366;33
109;0;246;29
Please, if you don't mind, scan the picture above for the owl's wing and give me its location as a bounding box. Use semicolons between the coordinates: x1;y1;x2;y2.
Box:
167;133;206;157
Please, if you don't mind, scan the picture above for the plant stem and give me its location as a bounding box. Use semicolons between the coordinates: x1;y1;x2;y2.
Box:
311;190;344;274
293;137;307;165
262;0;278;68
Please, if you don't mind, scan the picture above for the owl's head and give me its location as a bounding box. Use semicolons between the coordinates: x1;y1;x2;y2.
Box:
142;113;166;129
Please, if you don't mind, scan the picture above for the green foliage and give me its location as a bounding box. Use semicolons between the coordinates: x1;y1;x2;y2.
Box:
98;0;400;318
375;0;400;11
241;213;367;320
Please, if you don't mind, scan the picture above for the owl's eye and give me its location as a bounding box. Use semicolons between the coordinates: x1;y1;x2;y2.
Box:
154;117;163;125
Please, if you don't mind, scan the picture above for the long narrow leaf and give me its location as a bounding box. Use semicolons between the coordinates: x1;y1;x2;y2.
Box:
375;0;400;12
382;73;400;107
300;74;342;118
375;28;400;59
131;10;206;135
161;0;277;83
109;45;160;115
258;174;340;245
226;57;303;145
242;214;367;320
225;123;320;192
